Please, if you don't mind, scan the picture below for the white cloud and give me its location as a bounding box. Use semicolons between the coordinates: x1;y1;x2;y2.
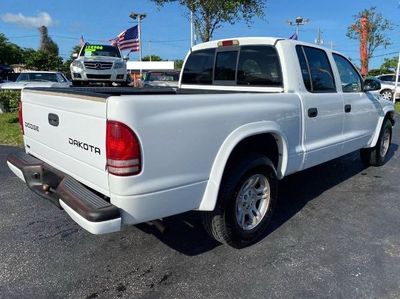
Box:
1;12;53;28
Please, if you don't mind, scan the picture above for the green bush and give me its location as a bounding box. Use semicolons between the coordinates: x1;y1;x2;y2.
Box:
0;90;21;112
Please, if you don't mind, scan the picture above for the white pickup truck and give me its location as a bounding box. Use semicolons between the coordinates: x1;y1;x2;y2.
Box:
7;37;395;248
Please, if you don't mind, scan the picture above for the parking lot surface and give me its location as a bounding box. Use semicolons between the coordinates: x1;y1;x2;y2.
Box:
0;120;399;299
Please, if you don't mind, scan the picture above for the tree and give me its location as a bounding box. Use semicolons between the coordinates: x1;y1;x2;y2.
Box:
61;45;82;79
39;26;59;56
367;69;383;77
151;0;266;42
380;56;397;72
142;54;163;61
347;7;393;75
174;59;184;69
25;50;63;71
0;34;23;65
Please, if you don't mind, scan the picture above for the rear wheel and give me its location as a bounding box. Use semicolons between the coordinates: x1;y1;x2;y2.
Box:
202;154;277;248
361;118;392;166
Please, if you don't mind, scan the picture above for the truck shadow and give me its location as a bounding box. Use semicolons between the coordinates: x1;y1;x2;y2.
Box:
136;143;398;256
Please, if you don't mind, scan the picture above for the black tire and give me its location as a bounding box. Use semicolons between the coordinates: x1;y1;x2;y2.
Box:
202;154;278;248
360;118;392;166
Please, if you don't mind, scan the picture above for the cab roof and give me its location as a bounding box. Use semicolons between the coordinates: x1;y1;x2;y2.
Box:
191;36;336;55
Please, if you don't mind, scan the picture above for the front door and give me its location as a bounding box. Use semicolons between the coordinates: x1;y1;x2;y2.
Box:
332;53;380;154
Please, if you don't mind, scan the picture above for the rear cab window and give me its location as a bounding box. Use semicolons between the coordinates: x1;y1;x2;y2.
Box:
181;49;215;85
238;46;283;87
181;44;283;88
214;51;238;83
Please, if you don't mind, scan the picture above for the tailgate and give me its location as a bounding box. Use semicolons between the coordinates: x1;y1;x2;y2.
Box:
21;89;110;196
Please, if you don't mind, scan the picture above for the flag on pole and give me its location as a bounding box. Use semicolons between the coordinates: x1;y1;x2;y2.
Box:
289;32;298;40
111;26;140;52
79;35;85;47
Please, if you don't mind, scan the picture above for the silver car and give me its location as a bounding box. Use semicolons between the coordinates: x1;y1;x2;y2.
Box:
0;71;71;90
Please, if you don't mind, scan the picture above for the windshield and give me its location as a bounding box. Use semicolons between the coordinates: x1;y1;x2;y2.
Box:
80;44;121;58
17;73;58;82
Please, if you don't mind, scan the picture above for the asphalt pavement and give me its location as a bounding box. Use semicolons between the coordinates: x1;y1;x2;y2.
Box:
0;121;399;299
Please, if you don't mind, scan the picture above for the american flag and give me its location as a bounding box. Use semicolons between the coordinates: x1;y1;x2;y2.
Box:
111;25;140;52
289;32;298;40
79;35;85;47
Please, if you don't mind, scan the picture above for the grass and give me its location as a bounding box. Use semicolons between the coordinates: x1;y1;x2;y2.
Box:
396;102;400;114
0;112;23;146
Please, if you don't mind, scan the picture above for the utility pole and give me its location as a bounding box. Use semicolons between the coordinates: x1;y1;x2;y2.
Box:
287;16;310;39
329;41;335;50
315;28;323;46
148;41;152;61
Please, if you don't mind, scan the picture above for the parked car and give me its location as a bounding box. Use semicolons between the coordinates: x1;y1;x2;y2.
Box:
0;64;14;82
70;43;128;86
374;74;400;101
0;71;71;90
8;37;394;248
142;71;180;88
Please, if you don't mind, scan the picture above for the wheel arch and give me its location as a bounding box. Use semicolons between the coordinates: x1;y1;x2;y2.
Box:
198;121;288;211
369;108;395;148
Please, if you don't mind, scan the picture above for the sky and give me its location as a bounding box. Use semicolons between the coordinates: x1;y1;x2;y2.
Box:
0;0;399;69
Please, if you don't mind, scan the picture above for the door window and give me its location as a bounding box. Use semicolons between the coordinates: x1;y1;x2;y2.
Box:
296;46;312;91
296;45;336;93
379;75;395;82
57;74;67;83
333;54;362;93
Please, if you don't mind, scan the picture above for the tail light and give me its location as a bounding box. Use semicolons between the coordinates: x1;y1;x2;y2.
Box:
106;120;141;176
18;101;24;135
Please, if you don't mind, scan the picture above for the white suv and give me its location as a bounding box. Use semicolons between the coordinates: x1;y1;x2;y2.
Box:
70;44;127;86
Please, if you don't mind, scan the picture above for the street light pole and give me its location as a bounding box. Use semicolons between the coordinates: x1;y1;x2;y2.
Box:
190;11;194;47
129;12;147;62
129;12;147;81
287;16;310;39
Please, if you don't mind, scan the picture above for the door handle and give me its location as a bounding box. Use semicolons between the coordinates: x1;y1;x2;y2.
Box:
308;108;318;118
345;104;352;113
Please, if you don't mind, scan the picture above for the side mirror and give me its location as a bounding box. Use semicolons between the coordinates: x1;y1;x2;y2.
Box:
72;53;79;59
123;56;129;61
364;78;381;92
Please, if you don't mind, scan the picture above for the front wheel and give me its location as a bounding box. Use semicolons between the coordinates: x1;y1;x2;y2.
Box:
202;154;277;248
361;118;392;166
380;89;393;101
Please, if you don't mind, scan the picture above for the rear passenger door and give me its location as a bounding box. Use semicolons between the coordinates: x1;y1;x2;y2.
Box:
296;45;345;169
332;53;380;153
